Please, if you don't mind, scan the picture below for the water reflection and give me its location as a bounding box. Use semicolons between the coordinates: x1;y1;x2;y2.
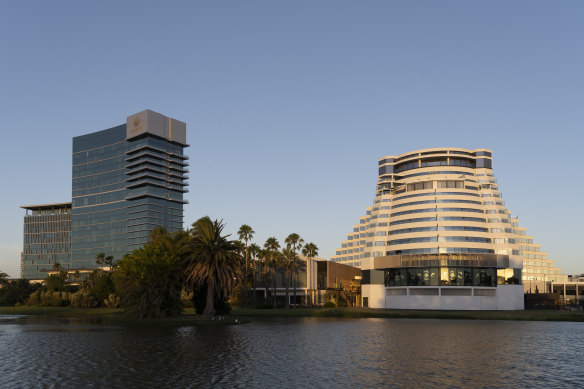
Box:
0;315;583;388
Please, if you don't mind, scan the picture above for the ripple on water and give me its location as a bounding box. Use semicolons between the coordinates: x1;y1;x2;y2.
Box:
1;317;584;388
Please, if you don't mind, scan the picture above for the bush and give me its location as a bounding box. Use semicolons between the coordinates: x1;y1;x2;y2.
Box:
103;293;120;308
85;270;115;305
27;290;71;307
114;246;183;319
0;279;40;306
70;291;98;308
336;300;347;308
323;301;336;308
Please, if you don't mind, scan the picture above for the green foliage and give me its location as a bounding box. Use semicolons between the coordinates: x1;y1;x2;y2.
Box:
0;279;41;306
85;270;115;305
323;301;336;308
103;293;120;308
27;290;71;307
183;217;242;316
69;291;98;308
114;245;183;319
46;271;68;292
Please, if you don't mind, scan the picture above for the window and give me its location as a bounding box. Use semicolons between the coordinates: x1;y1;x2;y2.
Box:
437;180;464;189
406;181;433;191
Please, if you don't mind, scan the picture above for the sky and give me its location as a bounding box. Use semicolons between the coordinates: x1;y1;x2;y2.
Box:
0;1;582;277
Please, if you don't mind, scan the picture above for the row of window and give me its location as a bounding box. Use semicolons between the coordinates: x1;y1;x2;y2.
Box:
392;207;485;217
380;266;514;287
388;236;492;245
392;199;483;209
389;226;489;235
393;191;481;201
390;216;487;225
387;248;495;255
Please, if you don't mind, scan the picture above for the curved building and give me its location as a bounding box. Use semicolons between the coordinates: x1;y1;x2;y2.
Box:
331;148;565;310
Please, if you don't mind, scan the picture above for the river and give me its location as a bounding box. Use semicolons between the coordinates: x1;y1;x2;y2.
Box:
0;315;583;388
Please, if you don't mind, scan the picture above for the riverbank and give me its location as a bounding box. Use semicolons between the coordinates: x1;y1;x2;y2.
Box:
231;307;584;322
2;306;584;322
0;306;247;326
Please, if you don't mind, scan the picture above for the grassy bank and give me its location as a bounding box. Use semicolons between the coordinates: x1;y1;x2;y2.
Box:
0;306;247;326
231;307;584;322
3;306;583;323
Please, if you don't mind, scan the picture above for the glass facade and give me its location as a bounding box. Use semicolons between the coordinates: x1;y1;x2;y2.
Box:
21;204;72;279
71;122;188;269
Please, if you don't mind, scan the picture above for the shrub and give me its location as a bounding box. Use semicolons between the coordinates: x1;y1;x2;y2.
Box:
0;279;40;306
103;293;120;308
27;290;71;307
323;301;336;308
114;246;182;319
70;291;98;308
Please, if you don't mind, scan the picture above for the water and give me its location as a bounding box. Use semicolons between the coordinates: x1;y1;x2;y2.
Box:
1;315;583;388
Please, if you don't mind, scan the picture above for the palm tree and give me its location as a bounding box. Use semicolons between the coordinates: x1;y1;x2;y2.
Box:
248;243;261;307
285;233;304;255
183;217;242;317
238;224;255;308
263;237;280;309
284;233;304;308
302;242;319;306
281;246;298;308
150;227;190;276
95;253;105;267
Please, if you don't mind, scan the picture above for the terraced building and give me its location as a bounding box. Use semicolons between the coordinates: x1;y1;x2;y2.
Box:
331;148;566;309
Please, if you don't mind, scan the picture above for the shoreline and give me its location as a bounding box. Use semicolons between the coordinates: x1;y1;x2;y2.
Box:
1;306;584;322
231;307;584;322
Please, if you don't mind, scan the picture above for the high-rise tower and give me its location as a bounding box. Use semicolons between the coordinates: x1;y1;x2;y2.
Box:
21;110;188;279
71;110;189;269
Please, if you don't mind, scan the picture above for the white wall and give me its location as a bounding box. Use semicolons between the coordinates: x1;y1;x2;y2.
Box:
362;284;385;308
376;286;525;310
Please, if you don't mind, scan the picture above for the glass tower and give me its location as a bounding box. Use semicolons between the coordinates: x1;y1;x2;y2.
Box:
21;203;72;279
71;110;188;268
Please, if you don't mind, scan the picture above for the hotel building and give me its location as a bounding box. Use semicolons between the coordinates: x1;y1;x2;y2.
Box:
331;148;566;310
21;203;72;279
21;110;188;278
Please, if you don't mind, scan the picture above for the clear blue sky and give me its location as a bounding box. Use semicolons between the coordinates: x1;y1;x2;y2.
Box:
1;1;582;277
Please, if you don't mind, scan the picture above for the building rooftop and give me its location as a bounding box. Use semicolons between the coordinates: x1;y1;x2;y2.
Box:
20;202;72;211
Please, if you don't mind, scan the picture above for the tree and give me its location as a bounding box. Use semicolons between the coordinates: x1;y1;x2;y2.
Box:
95;253;114;269
238;224;255;308
302;242;319;259
302;243;319;306
281;246;297;308
284;234;304;308
0;271;8;287
248;243;261;307
263;237;281;309
0;279;40;306
47;262;68;292
183;217;242;317
149;227;189;262
95;253;105;267
114;245;183;318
